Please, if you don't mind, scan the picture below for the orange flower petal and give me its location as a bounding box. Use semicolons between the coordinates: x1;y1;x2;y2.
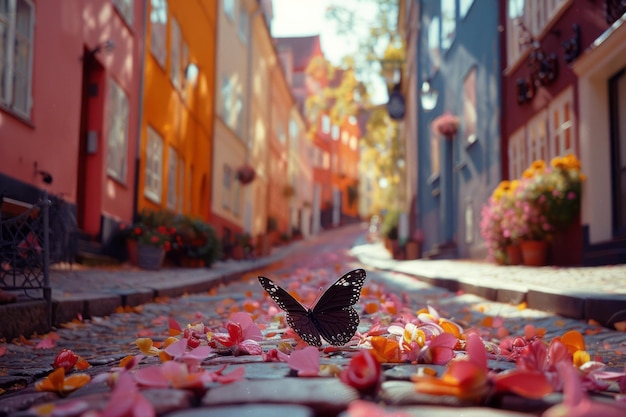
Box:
561;330;585;354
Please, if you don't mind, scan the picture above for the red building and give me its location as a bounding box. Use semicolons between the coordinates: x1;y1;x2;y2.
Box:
501;1;626;264
0;1;144;258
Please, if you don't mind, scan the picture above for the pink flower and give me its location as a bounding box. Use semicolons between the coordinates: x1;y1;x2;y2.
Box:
340;350;381;396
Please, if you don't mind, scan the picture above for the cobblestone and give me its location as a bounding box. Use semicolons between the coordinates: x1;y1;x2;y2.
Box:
1;224;625;416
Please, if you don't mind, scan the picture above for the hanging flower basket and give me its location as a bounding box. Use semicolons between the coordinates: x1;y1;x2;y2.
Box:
236;165;256;185
432;112;459;139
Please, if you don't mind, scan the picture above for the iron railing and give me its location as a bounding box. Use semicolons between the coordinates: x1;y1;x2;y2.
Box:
0;191;51;325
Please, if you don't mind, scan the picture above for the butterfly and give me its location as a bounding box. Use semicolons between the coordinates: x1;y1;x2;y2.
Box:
258;269;367;347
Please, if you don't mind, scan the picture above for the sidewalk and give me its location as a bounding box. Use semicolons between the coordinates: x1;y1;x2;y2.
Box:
2;226;626;340
0;241;305;340
350;238;626;328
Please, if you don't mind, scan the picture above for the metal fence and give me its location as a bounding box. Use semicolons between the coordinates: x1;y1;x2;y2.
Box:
0;191;51;325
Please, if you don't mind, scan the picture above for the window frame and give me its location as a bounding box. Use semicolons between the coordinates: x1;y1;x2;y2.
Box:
113;0;133;26
106;79;130;183
0;0;35;120
149;0;167;69
144;126;164;203
166;146;178;210
170;16;182;91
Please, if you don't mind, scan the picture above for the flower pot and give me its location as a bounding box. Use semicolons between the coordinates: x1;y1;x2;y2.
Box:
126;239;139;266
137;244;165;270
506;244;522;265
405;241;421;260
519;240;548;267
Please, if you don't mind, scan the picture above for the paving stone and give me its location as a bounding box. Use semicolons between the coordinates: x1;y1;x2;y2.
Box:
169;404;314;417
143;388;195;414
337;404;534;416
202;378;359;415
0;391;56;417
380;380;469;407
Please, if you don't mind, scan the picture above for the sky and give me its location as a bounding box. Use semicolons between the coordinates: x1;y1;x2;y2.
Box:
271;0;387;104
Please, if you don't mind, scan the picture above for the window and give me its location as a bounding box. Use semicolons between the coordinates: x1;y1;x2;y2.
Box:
150;0;167;69
223;0;235;21
220;75;243;137
321;115;331;134
459;0;474;18
107;79;129;182
113;0;133;25
145;127;164;203
166;146;178;210
441;0;456;51
427;16;441;73
527;110;548;164
430;134;440;177
350;136;357;150
277;124;286;144
506;0;567;67
0;0;34;118
170;17;182;91
508;127;526;179
222;164;232;209
463;68;477;144
178;159;185;212
548;87;575;157
238;4;248;44
331;125;340;140
232;179;240;216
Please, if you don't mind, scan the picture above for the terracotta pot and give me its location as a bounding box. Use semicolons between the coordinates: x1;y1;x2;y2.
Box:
126;239;139;266
405;241;421;260
520;240;548;267
137;244;165;270
506;244;523;265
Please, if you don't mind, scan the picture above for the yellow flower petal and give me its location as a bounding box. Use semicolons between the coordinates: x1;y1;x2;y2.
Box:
136;337;161;356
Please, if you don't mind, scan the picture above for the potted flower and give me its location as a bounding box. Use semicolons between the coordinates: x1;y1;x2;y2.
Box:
123;209;176;270
171;215;221;267
515;155;584;265
432;112;459;139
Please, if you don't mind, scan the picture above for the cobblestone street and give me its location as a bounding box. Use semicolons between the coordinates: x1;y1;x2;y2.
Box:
1;224;626;416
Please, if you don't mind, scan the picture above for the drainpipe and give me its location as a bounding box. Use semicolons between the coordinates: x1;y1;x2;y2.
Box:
132;0;148;222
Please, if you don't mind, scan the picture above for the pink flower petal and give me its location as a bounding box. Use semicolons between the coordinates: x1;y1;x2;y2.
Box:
163;338;188;359
212;366;245;383
288;346;320;377
134;366;169;388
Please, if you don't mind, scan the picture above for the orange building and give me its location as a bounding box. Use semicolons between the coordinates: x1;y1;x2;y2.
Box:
137;0;217;221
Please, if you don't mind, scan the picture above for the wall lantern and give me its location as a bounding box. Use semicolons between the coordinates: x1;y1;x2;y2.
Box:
420;78;439;111
380;58;406;120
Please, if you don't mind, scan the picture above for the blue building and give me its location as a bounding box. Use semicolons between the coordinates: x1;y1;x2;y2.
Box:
405;0;501;259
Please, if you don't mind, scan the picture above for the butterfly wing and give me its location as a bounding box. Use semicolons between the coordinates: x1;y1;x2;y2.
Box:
311;269;366;346
257;276;322;346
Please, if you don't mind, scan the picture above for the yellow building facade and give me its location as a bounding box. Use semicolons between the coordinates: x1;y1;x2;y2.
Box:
137;0;217;221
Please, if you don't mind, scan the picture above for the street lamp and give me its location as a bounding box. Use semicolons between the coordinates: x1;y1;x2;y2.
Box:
420;78;439;111
380;58;406;121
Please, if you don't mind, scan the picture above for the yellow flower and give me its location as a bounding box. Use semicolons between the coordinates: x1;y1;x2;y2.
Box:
531;160;546;172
